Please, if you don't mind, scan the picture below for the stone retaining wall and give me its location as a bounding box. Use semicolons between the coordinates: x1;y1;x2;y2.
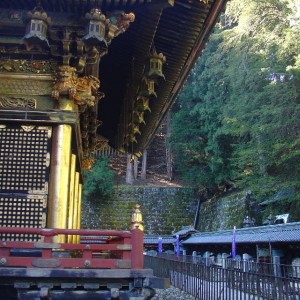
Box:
81;186;198;235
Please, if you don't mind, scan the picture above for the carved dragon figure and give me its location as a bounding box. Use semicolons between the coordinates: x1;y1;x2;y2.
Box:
52;66;77;101
52;66;101;107
73;75;100;107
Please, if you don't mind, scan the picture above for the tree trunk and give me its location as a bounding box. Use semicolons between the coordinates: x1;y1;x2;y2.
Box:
193;198;202;229
126;153;133;184
165;112;173;181
141;149;147;180
133;156;139;180
256;134;267;176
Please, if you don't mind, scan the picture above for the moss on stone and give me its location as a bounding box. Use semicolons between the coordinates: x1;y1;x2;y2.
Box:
197;191;247;231
81;186;197;234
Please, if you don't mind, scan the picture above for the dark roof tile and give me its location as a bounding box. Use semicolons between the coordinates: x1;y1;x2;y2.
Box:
183;222;300;244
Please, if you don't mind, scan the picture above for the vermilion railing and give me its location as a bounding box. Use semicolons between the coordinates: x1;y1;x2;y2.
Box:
0;227;144;269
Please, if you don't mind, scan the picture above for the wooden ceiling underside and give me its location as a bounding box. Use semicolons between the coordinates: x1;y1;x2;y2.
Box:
0;0;173;12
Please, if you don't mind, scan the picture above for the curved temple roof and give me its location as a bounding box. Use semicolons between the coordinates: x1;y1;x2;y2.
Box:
0;0;227;153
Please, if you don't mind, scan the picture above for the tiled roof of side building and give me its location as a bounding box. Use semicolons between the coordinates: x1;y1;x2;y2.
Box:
173;226;199;237
144;235;175;244
182;222;300;245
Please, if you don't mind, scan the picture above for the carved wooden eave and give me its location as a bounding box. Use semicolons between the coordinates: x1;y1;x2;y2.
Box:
104;0;228;153
0;0;228;157
132;0;228;152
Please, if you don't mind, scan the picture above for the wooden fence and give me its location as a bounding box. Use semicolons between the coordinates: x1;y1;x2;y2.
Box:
145;254;300;299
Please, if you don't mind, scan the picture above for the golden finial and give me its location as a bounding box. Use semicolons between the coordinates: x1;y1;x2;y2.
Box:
131;204;144;231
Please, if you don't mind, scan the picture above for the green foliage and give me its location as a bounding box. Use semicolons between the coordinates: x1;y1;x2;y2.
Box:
83;157;114;200
170;0;300;200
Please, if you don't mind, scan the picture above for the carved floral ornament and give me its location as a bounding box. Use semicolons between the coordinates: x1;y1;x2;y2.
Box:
0;96;36;108
0;59;56;74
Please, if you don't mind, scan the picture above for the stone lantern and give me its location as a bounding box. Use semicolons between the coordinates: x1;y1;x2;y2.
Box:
23;3;51;50
83;8;108;47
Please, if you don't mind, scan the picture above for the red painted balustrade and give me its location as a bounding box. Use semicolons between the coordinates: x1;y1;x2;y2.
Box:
0;227;144;270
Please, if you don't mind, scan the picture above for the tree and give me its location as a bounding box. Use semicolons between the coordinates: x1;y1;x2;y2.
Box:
170;32;233;195
221;0;300;196
170;0;300;199
83;157;114;200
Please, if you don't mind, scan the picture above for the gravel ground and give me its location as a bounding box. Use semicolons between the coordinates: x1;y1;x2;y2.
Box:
153;286;196;300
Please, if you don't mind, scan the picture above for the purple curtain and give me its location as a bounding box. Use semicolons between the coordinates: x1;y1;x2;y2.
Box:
158;237;163;253
232;226;236;259
175;235;180;256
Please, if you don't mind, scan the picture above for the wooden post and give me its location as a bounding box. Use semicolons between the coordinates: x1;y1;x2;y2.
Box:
76;183;82;243
72;172;79;243
67;154;76;243
130;204;144;269
48;124;72;242
141;149;147;180
131;228;144;269
126;153;133;184
133;155;139;180
165;112;173;181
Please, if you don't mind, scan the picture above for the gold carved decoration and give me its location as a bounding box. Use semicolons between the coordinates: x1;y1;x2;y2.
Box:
131;204;144;231
28;181;49;195
139;77;157;98
74;75;101;107
52;66;101;107
129;123;141;135
51;66;77;101
122;46;166;151
106;12;135;44
136;97;151;112
83;8;135;47
200;0;209;6
21;125;35;132
0;77;52;96
125;133;137;145
0;96;36;108
0;58;56;74
133;111;146;125
82;157;95;172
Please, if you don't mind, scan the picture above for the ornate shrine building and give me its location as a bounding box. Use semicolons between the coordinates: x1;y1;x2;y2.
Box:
0;0;226;236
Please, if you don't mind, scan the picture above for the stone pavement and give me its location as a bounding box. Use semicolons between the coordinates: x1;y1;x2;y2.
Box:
153;286;195;300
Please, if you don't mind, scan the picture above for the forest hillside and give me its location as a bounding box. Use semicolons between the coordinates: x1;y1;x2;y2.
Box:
169;0;300;203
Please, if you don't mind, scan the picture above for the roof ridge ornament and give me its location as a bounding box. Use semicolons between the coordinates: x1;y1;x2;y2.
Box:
27;1;51;23
131;204;144;231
